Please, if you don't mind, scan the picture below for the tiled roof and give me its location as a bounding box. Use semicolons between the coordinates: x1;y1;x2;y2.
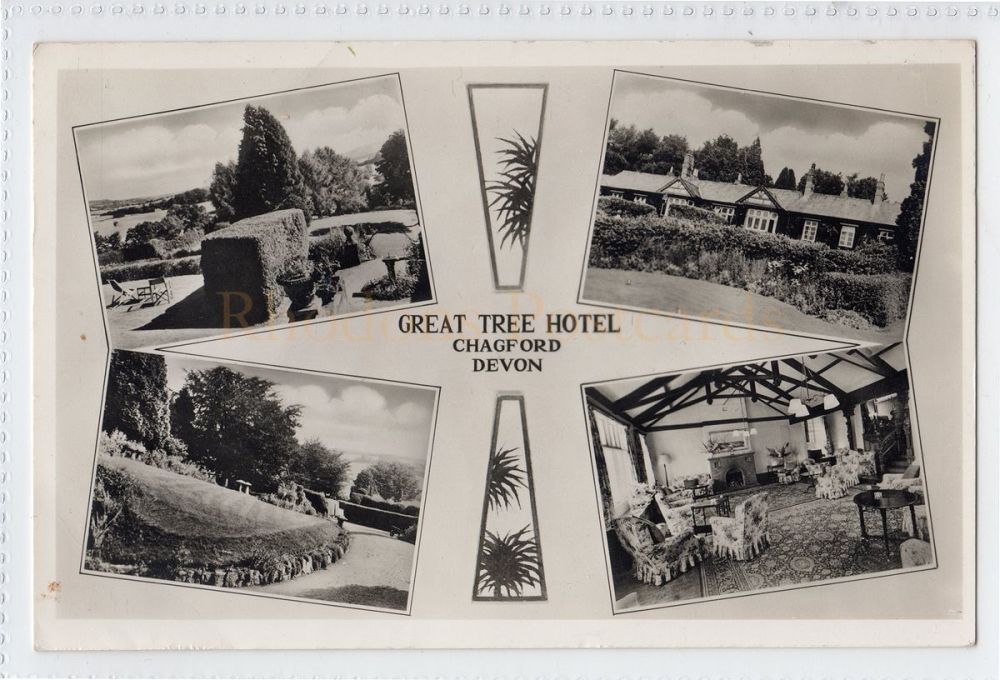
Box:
601;171;903;227
600;171;673;194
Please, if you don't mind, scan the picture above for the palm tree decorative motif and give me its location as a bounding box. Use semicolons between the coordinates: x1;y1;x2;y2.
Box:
473;395;547;601
467;83;548;291
487;132;539;252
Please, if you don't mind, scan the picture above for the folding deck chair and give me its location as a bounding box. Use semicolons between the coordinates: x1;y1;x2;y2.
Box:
108;279;143;307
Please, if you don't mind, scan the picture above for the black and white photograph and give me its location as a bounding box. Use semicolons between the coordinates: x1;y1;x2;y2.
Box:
83;350;437;613
583;343;933;613
580;72;938;343
76;74;433;351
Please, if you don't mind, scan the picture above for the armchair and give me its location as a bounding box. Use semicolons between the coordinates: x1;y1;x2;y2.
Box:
815;464;853;499
879;463;922;492
614;516;702;586
709;492;770;561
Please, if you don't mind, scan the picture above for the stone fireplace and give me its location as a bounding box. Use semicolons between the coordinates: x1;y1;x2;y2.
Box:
708;451;758;491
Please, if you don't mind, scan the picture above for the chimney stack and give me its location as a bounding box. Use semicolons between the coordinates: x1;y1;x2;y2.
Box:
803;164;816;197
840;179;849;198
682;152;695;178
875;172;886;204
735;172;742;185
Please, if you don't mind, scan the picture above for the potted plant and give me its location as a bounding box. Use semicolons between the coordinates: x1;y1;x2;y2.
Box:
766;442;795;467
277;260;315;310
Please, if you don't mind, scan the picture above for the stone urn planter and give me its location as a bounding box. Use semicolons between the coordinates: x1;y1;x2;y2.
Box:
277;262;317;317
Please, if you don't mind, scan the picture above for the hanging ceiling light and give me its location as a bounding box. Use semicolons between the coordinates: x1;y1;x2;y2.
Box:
787;398;806;417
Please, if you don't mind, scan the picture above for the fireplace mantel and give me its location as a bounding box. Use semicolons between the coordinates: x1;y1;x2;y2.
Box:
707;451;758;490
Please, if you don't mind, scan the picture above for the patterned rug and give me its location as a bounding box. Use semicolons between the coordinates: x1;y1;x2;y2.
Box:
725;481;817;512
701;487;907;597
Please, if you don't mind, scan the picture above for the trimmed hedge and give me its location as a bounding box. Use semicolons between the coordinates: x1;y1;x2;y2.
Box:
100;255;202;284
597;195;657;218
200;209;308;326
341;500;419;534
349;492;420;516
819;272;912;327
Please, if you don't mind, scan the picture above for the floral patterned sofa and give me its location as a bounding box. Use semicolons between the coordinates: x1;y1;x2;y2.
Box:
614;515;703;586
708;491;770;561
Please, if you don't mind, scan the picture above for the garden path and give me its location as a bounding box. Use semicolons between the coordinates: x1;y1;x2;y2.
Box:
253;524;413;608
583;268;904;344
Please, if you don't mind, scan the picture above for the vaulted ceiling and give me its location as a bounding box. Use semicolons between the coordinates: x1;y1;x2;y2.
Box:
590;344;908;431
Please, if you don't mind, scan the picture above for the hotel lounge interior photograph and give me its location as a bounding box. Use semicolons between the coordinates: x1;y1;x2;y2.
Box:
583;343;932;612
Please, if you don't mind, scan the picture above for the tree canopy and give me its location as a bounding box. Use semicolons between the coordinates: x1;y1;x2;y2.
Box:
774;166;797;190
299;147;370;217
288;439;351;498
103;351;171;450
368;130;415;209
172;366;302;492
351;460;422;502
693;135;741;183
895;121;936;272
232;105;307;221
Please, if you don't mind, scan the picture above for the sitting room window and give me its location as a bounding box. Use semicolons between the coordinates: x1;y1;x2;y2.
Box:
713;205;736;223
609;190;624;198
664;195;693;215
878;228;894;243
801;219;819;242
633;194;648;205
838;224;857;249
744;208;778;233
593;410;638;516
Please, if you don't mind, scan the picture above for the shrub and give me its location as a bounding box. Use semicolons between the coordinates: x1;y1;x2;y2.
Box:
821;308;876;331
259;480;317;515
88;464;142;551
818;272;912;327
399;524;418;544
597;195;657;218
123;238;169;262
360;272;416;301
825;240;898;276
200;209;309;325
667;204;726;224
98;250;124;266
100;255;201;284
98;429;147;459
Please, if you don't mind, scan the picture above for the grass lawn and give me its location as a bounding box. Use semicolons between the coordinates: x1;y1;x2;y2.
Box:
94;456;344;569
583;268;905;344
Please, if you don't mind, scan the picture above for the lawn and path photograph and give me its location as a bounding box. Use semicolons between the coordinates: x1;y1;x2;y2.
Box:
76;75;433;351
581;72;938;343
84;350;437;613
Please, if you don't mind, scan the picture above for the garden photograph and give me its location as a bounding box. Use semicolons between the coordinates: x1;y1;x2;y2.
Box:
84;350;437;612
581;72;937;343
76;75;433;351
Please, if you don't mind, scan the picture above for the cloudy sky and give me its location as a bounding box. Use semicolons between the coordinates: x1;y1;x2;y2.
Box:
76;75;407;201
609;72;934;202
165;357;437;465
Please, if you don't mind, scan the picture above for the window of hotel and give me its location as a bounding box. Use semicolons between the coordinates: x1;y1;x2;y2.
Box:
664;195;693;215
801;219;819;242
744;208;778;233
609;190;624;198
633;195;648;205
878;228;894;243
838;224;857;249
593;409;638;516
713;205;736;223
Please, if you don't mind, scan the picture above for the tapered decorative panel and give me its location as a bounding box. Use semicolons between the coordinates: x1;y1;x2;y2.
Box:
472;394;547;601
468;84;548;291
